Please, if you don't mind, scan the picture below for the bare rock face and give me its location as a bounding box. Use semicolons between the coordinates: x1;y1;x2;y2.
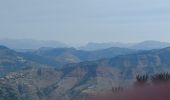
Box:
0;65;122;100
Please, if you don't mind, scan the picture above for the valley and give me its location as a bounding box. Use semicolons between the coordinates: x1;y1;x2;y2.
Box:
1;45;170;100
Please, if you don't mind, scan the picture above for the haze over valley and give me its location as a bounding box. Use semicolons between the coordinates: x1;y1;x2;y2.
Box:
1;0;170;100
0;40;170;100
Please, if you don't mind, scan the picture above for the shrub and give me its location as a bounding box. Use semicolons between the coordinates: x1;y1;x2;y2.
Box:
112;86;123;93
151;72;170;84
135;74;148;86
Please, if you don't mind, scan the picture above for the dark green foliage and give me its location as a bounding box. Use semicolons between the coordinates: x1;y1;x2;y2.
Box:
135;73;170;86
136;74;148;84
151;72;170;83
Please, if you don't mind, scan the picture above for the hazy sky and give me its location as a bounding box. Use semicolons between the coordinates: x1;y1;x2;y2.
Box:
1;0;170;46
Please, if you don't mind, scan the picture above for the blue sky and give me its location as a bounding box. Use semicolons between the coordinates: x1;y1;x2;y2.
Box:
1;0;170;46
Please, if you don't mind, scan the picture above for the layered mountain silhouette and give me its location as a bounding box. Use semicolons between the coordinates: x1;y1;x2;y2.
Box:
0;45;137;77
1;39;170;51
0;39;67;51
34;47;137;65
80;40;170;51
0;45;62;77
131;40;170;50
1;46;170;100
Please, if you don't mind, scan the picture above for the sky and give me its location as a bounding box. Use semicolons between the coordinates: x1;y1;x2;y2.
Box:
1;0;170;46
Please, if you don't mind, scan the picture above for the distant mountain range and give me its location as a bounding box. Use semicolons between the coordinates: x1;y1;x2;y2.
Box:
131;40;170;50
0;45;138;77
79;42;134;51
0;39;67;51
0;45;62;77
1;46;170;100
0;40;170;100
1;40;170;77
34;47;138;65
80;40;170;51
1;39;170;51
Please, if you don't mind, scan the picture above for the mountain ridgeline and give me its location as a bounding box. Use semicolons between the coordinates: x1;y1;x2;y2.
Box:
0;45;137;77
80;40;170;51
33;47;138;64
1;39;170;51
0;45;70;77
1;46;170;100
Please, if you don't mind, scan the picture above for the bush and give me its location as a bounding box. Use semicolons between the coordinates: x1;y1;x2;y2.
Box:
151;72;170;84
112;86;123;93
